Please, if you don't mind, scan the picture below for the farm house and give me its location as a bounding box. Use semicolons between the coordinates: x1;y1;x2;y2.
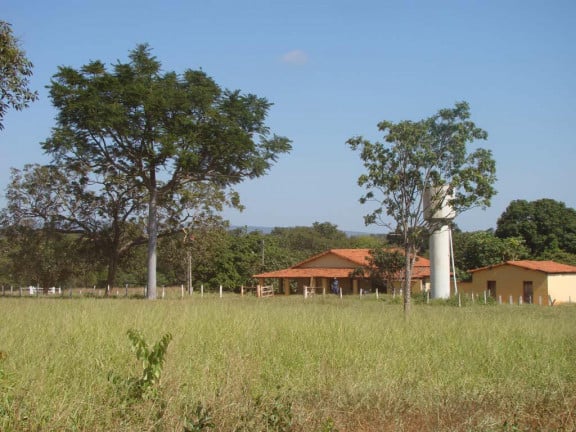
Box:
458;260;576;305
253;248;431;296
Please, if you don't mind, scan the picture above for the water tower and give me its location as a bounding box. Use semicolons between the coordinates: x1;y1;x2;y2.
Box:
424;185;455;299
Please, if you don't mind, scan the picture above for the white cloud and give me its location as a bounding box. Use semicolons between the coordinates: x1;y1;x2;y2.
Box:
281;49;309;65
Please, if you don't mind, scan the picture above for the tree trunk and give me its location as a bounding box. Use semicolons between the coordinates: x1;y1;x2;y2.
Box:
403;244;413;316
147;186;158;300
105;250;119;297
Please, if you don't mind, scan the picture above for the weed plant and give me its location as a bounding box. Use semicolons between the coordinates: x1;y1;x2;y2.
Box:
0;296;574;431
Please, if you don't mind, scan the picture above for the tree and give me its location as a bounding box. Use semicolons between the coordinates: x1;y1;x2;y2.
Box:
1;223;82;288
365;248;405;293
452;230;529;278
347;102;496;314
0;21;38;130
269;222;351;264
2;163;145;289
3;163;234;290
42;44;291;299
495;199;576;256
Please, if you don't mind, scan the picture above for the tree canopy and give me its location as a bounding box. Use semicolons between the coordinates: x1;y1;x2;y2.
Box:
42;44;291;298
348;102;496;314
452;230;529;279
0;20;38;130
495;199;576;257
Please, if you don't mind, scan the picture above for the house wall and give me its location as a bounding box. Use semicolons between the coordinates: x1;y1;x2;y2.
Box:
547;274;576;304
301;255;357;268
465;266;549;305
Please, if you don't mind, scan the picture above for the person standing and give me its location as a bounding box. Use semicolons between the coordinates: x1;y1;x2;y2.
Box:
331;277;340;295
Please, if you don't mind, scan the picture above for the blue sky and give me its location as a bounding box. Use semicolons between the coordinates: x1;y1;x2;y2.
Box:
2;0;575;233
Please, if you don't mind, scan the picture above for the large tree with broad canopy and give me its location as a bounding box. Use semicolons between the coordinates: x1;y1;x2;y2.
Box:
42;44;291;299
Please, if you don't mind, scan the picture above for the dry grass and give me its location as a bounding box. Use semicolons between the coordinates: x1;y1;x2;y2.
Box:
0;295;574;431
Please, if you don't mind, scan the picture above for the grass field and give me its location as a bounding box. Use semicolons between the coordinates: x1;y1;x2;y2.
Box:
0;295;574;431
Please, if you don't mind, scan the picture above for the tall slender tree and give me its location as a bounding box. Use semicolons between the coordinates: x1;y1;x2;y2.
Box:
42;44;291;299
348;102;496;314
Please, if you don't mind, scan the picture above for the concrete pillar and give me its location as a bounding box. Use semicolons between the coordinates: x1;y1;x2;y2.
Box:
322;278;328;295
430;224;451;299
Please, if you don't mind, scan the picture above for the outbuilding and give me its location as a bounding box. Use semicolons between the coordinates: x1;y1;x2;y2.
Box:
459;260;576;305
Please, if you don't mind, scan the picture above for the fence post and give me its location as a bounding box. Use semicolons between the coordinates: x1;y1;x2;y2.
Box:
241;285;244;297
484;291;487;304
458;293;461;307
509;295;513;305
201;284;204;298
162;286;165;299
519;296;523;305
498;295;502;304
376;288;379;300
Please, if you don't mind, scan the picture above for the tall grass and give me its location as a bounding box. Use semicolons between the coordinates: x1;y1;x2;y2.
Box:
0;296;574;431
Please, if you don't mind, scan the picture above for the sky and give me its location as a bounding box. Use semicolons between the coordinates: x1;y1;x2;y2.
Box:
2;0;575;234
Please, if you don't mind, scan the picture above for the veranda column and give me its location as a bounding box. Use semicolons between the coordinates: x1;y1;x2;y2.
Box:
283;278;290;296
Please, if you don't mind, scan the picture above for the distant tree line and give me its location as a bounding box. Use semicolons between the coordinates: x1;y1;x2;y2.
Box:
0;218;381;289
2;198;576;289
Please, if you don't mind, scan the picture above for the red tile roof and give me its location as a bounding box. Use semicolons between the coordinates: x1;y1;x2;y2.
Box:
254;248;430;279
470;260;576;274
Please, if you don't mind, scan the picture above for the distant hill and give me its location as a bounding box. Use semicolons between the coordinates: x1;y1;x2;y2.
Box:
230;225;378;237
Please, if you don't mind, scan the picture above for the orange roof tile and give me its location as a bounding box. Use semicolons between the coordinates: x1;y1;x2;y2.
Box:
469;260;576;274
254;268;358;279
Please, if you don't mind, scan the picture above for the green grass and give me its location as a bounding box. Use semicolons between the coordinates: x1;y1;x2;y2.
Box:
0;295;574;431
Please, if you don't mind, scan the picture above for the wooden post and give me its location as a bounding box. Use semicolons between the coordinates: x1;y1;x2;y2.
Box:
201;284;204;298
458;293;461;307
376;288;379;300
539;295;542;306
162;286;165;299
484;290;487;304
181;284;184;299
241;285;244;296
219;285;223;298
509;295;513;305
